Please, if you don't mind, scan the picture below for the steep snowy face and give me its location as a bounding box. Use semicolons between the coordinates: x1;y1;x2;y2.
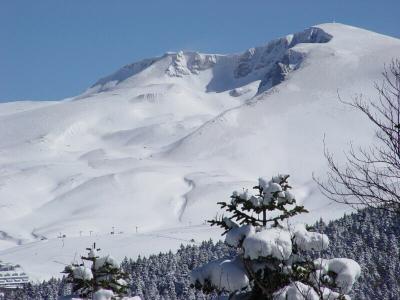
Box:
88;57;159;93
0;23;399;255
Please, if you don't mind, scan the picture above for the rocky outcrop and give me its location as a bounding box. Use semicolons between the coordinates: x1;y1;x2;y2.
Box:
166;51;217;77
232;27;332;94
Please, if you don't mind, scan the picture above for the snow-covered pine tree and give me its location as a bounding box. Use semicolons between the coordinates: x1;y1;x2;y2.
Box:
191;175;361;300
62;243;129;299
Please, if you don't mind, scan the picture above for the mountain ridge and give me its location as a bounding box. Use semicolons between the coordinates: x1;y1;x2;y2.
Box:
84;24;337;98
83;23;399;99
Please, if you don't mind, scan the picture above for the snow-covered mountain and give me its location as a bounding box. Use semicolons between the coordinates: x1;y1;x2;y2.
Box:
1;23;400;279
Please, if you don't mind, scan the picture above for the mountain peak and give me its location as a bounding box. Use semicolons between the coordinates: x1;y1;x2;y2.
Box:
82;23;400;100
85;25;338;98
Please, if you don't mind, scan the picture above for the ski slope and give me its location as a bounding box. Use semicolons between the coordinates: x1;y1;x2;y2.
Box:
0;225;223;281
1;23;400;280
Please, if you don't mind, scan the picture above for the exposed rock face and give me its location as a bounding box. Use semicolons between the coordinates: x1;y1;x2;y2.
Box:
289;26;332;45
166;51;192;77
234;48;257;78
258;49;306;93
188;52;217;74
233;27;332;94
258;62;290;93
166;51;217;77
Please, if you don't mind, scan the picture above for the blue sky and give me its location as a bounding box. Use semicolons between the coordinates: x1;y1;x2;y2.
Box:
1;0;399;102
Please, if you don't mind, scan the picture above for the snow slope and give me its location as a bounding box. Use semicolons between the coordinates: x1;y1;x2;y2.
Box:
0;225;223;281
1;23;400;280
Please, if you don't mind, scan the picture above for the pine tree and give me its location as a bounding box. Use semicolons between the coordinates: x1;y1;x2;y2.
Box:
62;243;129;298
209;174;307;230
191;175;361;299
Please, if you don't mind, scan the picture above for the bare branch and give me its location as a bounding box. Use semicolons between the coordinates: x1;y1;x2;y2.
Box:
316;59;400;214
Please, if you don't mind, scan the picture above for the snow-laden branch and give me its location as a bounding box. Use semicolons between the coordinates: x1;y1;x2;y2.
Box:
192;175;361;299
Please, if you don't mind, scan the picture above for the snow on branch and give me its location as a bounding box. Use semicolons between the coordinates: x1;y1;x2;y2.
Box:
191;257;250;292
314;258;361;294
192;174;361;299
